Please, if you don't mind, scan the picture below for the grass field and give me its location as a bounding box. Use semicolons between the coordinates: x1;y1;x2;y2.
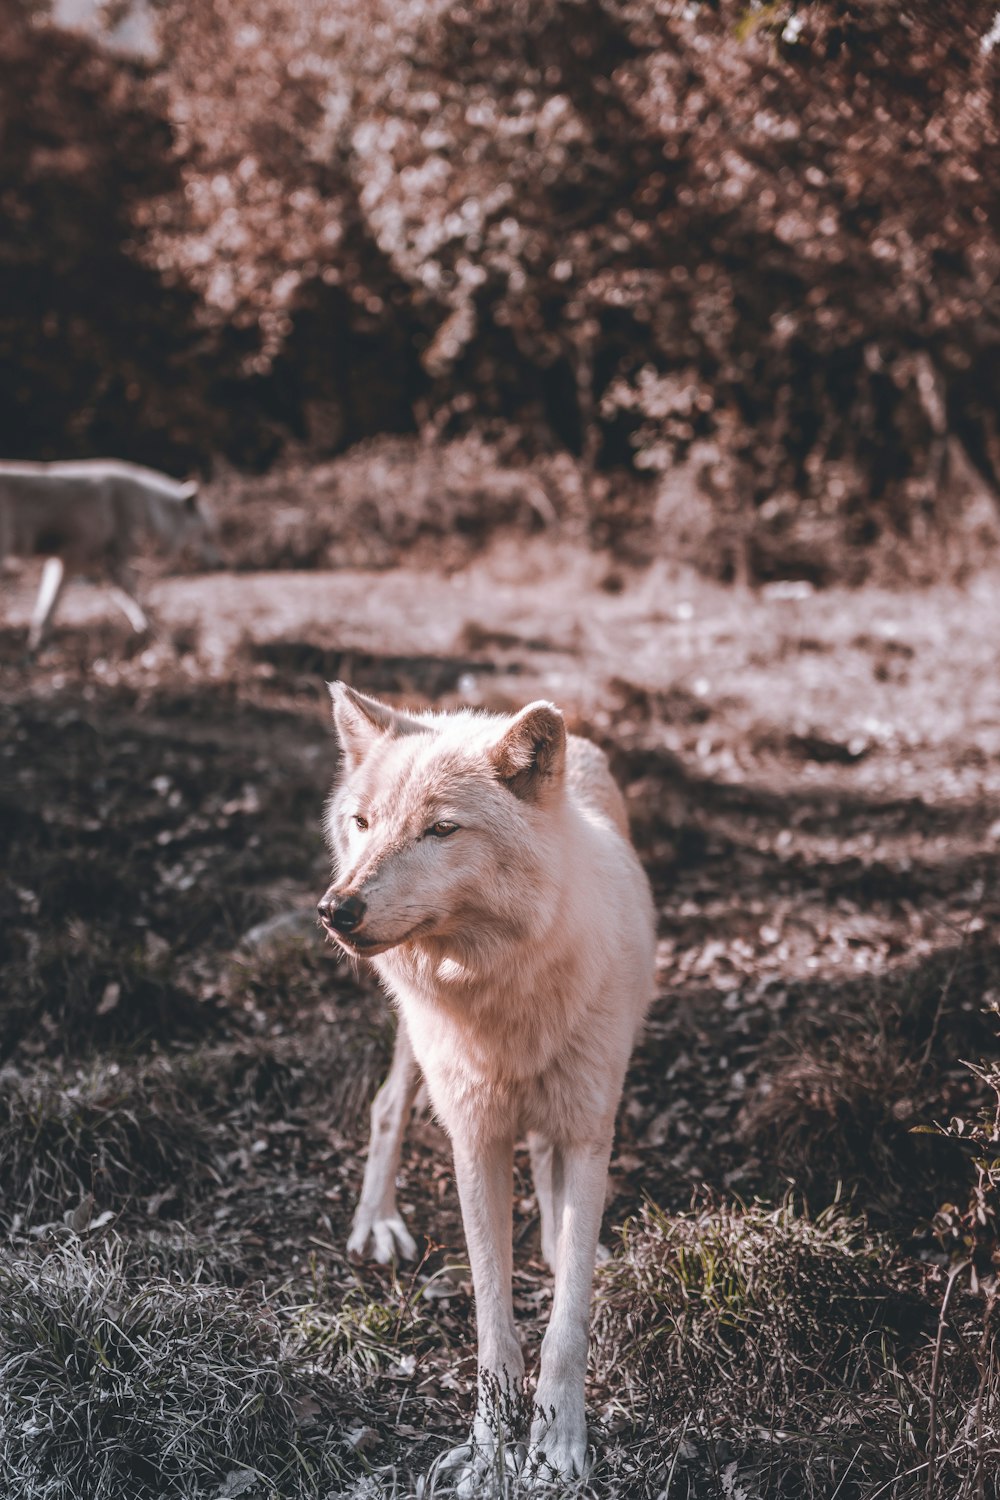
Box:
2;514;999;1497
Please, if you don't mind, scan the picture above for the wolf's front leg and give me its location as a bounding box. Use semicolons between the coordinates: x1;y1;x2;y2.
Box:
529;1135;612;1480
443;1132;524;1495
347;1017;421;1263
28;556;66;654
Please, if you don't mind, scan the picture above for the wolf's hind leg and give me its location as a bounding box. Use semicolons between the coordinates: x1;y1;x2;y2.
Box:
107;564;150;635
347;1015;421;1263
528;1133;613;1481
530;1131;609;1273
107;586;149;634
528;1132;561;1271
28;557;66;654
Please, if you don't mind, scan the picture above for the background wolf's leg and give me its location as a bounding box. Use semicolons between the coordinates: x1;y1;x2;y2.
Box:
107;586;149;634
347;1016;420;1262
529;1134;612;1479
528;1132;561;1270
28;556;66;653
445;1131;523;1488
107;565;150;635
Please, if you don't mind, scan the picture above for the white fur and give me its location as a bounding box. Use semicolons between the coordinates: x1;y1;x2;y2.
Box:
321;685;656;1485
0;459;212;651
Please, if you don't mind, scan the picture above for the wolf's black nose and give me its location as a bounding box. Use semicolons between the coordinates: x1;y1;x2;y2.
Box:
318;893;366;933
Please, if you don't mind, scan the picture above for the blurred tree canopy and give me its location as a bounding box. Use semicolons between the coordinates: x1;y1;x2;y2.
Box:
2;0;999;564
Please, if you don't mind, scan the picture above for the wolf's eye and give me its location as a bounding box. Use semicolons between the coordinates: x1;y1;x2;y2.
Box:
352;814;369;831
426;820;459;838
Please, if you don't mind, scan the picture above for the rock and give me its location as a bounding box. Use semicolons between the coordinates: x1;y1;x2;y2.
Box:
238;908;322;952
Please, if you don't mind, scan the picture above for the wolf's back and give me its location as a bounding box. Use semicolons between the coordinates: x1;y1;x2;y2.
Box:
566;734;629;838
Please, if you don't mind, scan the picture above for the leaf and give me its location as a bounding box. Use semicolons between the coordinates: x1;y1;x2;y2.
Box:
96;982;121;1015
347;1426;380;1453
215;1470;259;1498
68;1194;95;1233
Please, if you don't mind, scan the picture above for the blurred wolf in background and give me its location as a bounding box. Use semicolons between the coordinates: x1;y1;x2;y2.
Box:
0;458;216;653
318;684;656;1485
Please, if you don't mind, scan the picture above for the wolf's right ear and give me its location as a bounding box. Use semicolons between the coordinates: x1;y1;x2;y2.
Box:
489;700;566;802
327;682;425;771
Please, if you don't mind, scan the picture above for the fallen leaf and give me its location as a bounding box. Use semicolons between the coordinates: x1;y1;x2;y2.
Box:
347;1426;380;1453
97;982;120;1015
215;1470;259;1498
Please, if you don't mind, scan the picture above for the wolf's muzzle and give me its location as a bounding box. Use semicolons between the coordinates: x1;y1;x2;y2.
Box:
317;891;366;935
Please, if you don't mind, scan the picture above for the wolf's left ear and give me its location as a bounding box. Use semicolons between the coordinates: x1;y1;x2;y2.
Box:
489;701;566;802
327;681;425;771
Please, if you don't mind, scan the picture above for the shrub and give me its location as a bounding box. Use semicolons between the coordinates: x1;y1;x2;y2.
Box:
592;1199;898;1415
215;434;560;573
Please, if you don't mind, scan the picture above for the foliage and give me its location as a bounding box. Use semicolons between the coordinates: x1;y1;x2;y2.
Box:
3;1;1000;573
0;0;214;469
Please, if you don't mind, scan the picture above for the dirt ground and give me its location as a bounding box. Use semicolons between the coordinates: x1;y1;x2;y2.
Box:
2;541;1000;1490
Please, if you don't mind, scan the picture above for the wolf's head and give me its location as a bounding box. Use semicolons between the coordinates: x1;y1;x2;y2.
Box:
144;479;220;566
318;684;568;962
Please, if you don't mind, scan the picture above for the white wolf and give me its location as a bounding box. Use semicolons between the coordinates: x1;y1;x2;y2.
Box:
0;458;214;652
319;684;656;1485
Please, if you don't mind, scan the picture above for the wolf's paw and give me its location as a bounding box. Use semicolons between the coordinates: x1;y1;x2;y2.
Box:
346;1209;416;1263
436;1436;525;1496
526;1410;590;1484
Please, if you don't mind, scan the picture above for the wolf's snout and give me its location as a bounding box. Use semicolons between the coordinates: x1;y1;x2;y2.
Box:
318;892;367;934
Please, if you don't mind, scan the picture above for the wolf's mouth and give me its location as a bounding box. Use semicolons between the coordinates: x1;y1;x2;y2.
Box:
321;921;429;957
334;932;385;953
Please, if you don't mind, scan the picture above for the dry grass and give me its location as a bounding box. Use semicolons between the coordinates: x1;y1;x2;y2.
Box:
0;1062;216;1231
589;1199;1000;1500
214;434;564;574
0;1239;366;1500
4;593;1000;1498
291;1265;444;1387
592;1199;899;1415
223;935;394;1131
738;941;1000;1217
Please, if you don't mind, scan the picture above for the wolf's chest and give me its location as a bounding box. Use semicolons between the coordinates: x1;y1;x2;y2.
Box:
403;995;611;1142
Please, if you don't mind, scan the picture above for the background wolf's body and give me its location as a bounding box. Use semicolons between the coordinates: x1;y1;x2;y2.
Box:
0;459;208;650
321;687;656;1484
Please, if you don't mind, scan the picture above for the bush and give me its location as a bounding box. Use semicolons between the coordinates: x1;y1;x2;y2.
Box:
215;434;560;573
592;1199;898;1416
